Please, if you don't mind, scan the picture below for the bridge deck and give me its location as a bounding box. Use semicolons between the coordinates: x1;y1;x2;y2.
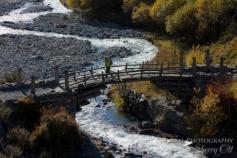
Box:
0;62;236;100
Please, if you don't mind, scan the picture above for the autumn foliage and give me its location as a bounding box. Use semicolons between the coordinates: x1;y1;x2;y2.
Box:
188;80;237;138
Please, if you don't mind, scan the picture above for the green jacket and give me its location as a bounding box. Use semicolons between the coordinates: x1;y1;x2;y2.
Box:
104;58;113;68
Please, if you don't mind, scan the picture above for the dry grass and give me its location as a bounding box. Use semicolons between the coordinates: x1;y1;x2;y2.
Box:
126;81;169;98
185;37;237;66
187;79;237;137
108;86;124;110
185;46;206;66
147;34;181;64
109;81;173;109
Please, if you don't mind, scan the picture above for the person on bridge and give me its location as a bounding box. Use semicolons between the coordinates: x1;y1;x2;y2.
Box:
104;56;113;77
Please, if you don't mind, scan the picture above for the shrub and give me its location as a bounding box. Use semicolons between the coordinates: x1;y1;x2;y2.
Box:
4;73;18;83
77;0;123;19
122;0;140;14
0;104;12;123
31;108;83;157
0;73;18;84
5;145;23;158
187;80;237;137
7;128;32;151
185;46;206;66
0;152;8;158
13;97;41;130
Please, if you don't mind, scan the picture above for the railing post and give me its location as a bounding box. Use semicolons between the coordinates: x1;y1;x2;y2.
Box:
156;61;159;70
179;51;184;77
167;62;170;69
76;94;81;111
84;74;86;85
205;50;211;70
192;57;197;77
73;71;77;81
220;57;224;75
125;63;128;72
30;76;36;98
159;62;163;77
17;68;22;85
64;70;69;91
54;66;59;84
90;67;94;78
102;71;105;83
117;70;120;81
141;62;144;79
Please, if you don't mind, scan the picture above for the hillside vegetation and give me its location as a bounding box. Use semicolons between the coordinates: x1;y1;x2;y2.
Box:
65;0;237;65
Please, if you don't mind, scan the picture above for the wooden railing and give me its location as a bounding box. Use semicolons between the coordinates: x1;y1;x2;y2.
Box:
1;56;237;97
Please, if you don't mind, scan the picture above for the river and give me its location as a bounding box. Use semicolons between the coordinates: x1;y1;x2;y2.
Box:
0;0;205;157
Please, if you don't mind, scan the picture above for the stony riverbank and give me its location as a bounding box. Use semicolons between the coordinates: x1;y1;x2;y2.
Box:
0;34;95;79
0;0;151;81
0;0;50;16
1;12;146;39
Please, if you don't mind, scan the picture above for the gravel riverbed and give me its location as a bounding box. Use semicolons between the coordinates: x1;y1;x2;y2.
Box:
0;0;148;80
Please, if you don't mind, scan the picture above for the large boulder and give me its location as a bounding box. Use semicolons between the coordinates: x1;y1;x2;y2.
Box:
122;90;151;120
138;121;154;129
149;97;190;137
0;118;7;139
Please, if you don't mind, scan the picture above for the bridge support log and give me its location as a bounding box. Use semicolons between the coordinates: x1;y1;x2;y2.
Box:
179;51;184;77
102;71;105;83
90;67;94;78
125;63;128;73
220;57;224;75
30;76;36;98
117;70;120;81
192;57;197;77
64;70;70;91
54;66;59;84
140;62;144;79
159;62;163;77
17;68;22;86
205;50;211;70
84;74;86;86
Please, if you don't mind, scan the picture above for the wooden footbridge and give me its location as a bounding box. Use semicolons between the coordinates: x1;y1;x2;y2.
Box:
0;55;237;101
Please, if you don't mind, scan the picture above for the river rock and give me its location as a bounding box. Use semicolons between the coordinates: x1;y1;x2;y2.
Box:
138;121;154;129
0;34;96;79
21;3;53;13
95;104;101;108
124;152;142;158
1;13;146;39
0;117;7;139
149;98;189;137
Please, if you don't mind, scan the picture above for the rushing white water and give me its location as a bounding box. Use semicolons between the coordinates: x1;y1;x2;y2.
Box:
0;3;49;23
76;93;205;158
43;0;71;13
0;0;205;157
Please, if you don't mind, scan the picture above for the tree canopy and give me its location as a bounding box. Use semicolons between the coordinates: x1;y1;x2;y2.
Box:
66;0;237;43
